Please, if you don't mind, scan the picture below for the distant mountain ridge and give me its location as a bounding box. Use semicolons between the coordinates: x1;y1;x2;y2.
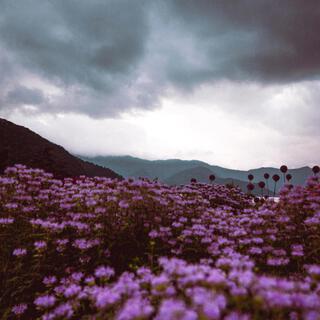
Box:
81;156;209;180
0;117;311;190
0;118;121;180
163;166;265;194
80;155;313;193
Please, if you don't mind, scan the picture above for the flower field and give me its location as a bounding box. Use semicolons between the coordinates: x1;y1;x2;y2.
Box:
0;164;320;319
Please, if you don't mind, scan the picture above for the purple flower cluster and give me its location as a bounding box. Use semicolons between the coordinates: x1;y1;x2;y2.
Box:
12;303;27;315
12;248;27;257
34;295;56;308
19;257;320;319
0;164;319;319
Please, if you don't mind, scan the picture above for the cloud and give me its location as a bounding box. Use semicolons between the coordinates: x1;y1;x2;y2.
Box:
0;0;319;118
5;85;46;105
6;89;320;170
0;0;152;116
0;0;149;85
160;0;320;86
172;80;320;138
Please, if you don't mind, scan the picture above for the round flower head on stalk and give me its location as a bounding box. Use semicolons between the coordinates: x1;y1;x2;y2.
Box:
312;165;319;176
247;183;254;195
190;178;197;184
209;174;215;184
248;174;254;181
258;181;265;196
286;174;292;182
272;174;280;197
280;165;288;184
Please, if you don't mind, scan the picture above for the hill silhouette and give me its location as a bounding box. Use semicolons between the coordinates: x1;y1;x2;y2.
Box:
0;118;121;179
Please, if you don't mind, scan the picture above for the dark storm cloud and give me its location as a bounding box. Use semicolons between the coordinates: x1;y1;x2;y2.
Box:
0;0;151;116
5;85;46;105
163;0;320;86
0;0;319;117
0;0;148;88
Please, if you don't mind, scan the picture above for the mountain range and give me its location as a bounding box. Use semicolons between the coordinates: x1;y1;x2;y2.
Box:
0;118;121;180
0;117;313;194
79;155;313;194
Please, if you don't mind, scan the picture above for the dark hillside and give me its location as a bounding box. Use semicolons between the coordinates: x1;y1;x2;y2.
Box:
0;118;121;179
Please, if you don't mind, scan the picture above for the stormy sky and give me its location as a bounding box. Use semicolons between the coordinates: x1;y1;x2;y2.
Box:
0;0;319;169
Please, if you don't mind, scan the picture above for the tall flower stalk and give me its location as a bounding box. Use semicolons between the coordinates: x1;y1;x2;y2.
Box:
209;174;215;184
258;181;265;197
247;182;254;195
272;174;280;197
264;173;270;196
280;165;288;185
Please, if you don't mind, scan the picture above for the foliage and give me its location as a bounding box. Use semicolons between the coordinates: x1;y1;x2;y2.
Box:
0;165;319;319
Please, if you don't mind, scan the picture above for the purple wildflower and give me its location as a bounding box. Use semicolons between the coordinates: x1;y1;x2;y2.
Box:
12;304;27;315
34;295;56;308
94;266;115;279
13;248;27;256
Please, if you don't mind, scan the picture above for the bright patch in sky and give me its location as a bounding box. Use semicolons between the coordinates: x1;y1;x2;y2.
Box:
6;80;320;170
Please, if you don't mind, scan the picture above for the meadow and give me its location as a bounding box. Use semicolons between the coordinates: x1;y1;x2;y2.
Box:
0;164;319;319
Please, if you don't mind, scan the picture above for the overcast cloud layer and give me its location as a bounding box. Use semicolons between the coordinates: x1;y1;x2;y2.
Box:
0;0;319;168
